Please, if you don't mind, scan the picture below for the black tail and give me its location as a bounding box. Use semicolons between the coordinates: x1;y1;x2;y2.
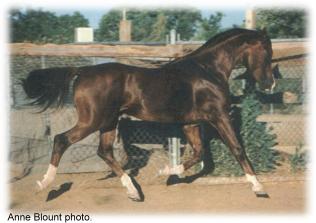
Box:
21;67;79;112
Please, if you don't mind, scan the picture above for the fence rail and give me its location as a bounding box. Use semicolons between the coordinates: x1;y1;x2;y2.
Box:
10;40;307;58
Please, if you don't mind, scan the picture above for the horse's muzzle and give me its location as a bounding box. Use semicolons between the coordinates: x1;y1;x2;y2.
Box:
260;78;276;92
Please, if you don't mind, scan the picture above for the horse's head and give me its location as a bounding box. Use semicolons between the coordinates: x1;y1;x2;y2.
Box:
244;29;276;92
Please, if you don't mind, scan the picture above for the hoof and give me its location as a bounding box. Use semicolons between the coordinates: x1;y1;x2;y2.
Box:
121;174;145;202
36;177;53;191
255;191;270;198
128;193;143;202
166;175;181;186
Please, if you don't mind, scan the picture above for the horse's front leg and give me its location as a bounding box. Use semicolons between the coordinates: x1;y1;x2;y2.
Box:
159;124;203;175
97;129;143;202
211;114;269;197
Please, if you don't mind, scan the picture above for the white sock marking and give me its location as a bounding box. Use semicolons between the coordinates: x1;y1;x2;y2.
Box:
120;173;139;199
246;174;263;192
37;164;57;190
159;164;184;175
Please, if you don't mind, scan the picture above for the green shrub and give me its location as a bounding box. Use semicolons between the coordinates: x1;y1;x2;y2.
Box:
289;144;308;172
209;93;279;176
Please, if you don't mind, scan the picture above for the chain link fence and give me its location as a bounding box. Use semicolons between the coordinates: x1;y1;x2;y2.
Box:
9;41;308;181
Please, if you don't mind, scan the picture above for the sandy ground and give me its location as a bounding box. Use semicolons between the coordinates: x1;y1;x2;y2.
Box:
9;171;306;214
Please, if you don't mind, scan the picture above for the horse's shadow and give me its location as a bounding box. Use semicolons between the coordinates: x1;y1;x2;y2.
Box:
165;107;243;185
46;182;73;201
118;119;186;178
102;104;245;186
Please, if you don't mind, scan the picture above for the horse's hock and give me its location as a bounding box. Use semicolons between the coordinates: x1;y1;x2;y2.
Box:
10;107;175;182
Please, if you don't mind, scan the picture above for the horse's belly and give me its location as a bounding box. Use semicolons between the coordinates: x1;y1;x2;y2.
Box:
122;104;208;124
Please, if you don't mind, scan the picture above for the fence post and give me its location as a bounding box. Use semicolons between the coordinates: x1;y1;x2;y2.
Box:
165;34;170;44
170;29;176;45
119;9;132;42
168;137;180;168
245;9;256;29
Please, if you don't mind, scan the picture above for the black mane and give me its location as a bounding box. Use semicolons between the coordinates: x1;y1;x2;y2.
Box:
168;28;262;65
201;28;257;48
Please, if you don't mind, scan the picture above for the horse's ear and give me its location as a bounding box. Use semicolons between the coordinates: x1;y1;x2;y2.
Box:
272;64;283;79
260;27;268;37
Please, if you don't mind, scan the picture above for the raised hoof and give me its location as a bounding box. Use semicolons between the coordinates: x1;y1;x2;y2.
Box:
255;191;270;198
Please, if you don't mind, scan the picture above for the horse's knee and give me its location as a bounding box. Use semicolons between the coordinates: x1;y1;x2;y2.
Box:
97;146;104;159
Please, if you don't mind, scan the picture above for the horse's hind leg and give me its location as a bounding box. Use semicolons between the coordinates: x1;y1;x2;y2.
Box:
182;124;203;171
97;129;142;201
211;114;268;197
36;90;103;191
36;123;97;190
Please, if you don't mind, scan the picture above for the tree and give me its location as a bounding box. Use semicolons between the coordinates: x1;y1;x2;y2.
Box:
256;9;307;38
193;12;224;41
127;10;160;42
96;10;121;42
146;13;168;42
10;9;89;43
56;12;89;43
10;9;59;43
96;9;202;42
164;9;202;41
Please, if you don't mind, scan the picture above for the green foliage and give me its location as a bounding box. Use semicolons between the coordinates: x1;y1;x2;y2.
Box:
163;9;202;41
10;9;58;43
146;13;168;42
127;10;160;42
56;12;90;43
96;10;121;42
10;9;89;43
289;144;308;172
210;93;279;176
210;139;242;176
256;9;307;38
193;12;224;41
97;8;202;42
10;8;223;43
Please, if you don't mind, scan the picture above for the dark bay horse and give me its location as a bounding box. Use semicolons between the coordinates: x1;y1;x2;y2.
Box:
22;28;275;201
